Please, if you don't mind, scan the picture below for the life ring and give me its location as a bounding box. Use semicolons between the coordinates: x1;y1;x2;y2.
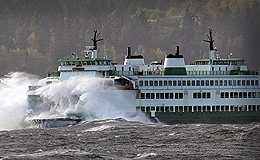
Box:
154;69;160;75
149;71;153;75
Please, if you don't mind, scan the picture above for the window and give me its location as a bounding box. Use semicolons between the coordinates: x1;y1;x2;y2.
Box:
228;80;232;86
141;93;145;99
194;106;198;112
196;80;200;86
187;80;191;86
179;93;183;99
251;80;254;86
144;81;148;86
173;81;177;86
168;81;172;86
206;80;209;86
149;81;153;86
210;80;214;86
242;80;245;86
221;92;224;98
160;93;164;99
215;80;218;86
243;92;247;98
256;80;259;86
239;92;242;98
207;106;211;112
225;92;229;98
248;92;252;98
139;81;143;86
175;93;179;99
207;92;211;98
201;80;205;86
225;106;229;111
151;106;155;111
182;80;186;86
154;81;158;86
219;80;223;86
233;80;236;86
159;81;162;86
146;93;150;99
216;106;220;111
234;92;238;98
203;92;206;98
193;93;197;99
237;80;241;86
156;93;160;99
247;80;250;86
198;93;202;98
230;92;234;98
178;80;181;86
170;93;174;99
151;93;155;99
192;80;195;86
164;80;167;86
224;80;228;86
165;93;169;99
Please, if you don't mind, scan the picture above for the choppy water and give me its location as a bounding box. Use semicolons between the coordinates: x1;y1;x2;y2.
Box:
0;119;260;160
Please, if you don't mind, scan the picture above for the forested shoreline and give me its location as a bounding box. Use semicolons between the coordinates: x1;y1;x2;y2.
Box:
0;0;259;77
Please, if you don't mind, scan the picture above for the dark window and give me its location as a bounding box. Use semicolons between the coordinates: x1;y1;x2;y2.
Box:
255;80;259;86
230;92;234;98
198;106;202;112
198;93;201;98
203;92;206;98
243;92;247;98
193;93;197;99
207;92;211;98
164;80;167;86
170;93;174;99
216;106;220;111
237;80;241;86
179;93;183;99
159;81;162;86
225;106;229;111
141;93;145;99
207;106;211;112
146;93;150;99
182;80;186;86
234;92;238;98
201;80;205;86
151;93;155;99
206;80;209;86
225;92;229;98
196;80;200;86
194;106;198;112
233;80;236;86
187;80;191;86
173;81;177;86
179;106;183;112
247;80;250;86
156;93;160;99
251;80;254;86
229;80;232;86
221;92;224;98
165;93;169;99
178;80;181;86
175;93;179;99
239;92;242;98
168;81;172;86
219;80;223;86
144;81;148;86
160;93;164;99
224;80;228;86
139;81;143;86
210;80;214;86
154;81;158;86
192;80;195;86
215;80;218;86
149;81;153;86
242;80;246;86
248;92;252;98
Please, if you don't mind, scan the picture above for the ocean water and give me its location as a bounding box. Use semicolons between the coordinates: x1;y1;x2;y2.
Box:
0;72;260;159
0;119;260;159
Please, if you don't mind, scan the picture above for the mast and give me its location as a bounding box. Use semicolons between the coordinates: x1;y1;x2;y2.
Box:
92;30;103;50
203;27;214;51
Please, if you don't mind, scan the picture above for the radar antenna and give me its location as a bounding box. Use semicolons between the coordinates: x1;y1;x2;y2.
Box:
92;30;103;50
203;27;214;50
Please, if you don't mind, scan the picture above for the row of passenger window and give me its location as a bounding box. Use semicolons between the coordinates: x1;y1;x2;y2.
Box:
221;92;260;98
193;92;211;99
138;92;184;99
139;79;259;87
137;105;260;113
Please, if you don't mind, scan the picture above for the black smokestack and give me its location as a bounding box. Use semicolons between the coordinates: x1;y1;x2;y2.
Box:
127;47;131;57
176;46;179;56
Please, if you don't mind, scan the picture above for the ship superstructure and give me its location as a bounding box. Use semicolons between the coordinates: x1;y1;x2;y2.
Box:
27;28;260;125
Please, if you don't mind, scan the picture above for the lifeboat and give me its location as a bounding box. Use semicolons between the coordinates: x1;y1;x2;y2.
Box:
72;67;84;71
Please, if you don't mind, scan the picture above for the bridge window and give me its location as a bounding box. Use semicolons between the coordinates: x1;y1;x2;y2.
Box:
154;81;158;86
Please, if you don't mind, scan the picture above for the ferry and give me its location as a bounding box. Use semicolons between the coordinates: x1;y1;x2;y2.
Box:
27;29;260;125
